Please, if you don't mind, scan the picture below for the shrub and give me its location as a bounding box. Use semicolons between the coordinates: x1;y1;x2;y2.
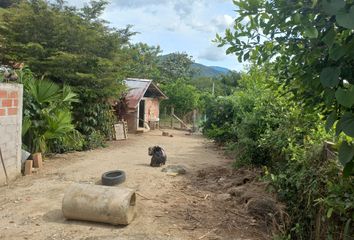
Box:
83;130;107;150
48;130;85;153
202;96;238;144
74;101;115;142
269;145;353;239
202;66;353;238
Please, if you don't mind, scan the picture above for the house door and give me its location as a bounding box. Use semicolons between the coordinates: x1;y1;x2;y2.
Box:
138;100;145;128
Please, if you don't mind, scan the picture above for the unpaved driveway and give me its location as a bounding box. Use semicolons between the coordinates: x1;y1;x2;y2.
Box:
0;130;271;240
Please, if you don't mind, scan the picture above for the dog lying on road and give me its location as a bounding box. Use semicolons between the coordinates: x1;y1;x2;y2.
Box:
148;146;167;167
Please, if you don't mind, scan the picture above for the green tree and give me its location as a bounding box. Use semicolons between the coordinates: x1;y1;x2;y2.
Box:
0;0;135;141
190;71;241;96
218;71;240;95
158;52;194;83
161;81;200;116
117;43;162;80
217;0;354;175
190;76;215;93
80;0;108;21
0;0;132;93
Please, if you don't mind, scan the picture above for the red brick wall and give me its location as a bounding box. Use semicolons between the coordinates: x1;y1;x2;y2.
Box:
0;89;19;117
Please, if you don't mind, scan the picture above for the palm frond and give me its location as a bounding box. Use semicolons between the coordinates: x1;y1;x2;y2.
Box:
22;116;32;136
62;85;79;103
44;110;75;140
26;79;61;104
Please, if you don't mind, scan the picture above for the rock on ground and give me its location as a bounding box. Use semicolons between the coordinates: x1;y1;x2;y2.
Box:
161;165;187;175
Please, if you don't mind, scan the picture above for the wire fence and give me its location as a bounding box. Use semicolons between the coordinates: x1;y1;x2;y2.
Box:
159;108;204;131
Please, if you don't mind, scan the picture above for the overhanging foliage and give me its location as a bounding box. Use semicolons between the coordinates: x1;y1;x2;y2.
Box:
217;0;354;176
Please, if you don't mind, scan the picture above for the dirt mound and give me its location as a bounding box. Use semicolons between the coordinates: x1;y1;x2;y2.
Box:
247;198;278;216
168;166;288;238
196;167;259;191
246;197;288;234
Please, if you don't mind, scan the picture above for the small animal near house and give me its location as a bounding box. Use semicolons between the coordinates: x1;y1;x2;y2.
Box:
148;146;167;167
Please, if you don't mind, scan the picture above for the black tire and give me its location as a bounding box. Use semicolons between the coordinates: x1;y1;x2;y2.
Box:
101;170;126;186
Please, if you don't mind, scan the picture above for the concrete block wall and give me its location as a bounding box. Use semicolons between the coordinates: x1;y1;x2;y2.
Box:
0;83;23;185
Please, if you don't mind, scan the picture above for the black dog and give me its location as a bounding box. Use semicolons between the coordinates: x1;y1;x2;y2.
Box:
148;146;167;167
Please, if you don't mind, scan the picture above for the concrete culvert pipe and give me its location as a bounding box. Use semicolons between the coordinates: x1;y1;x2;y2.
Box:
62;183;136;225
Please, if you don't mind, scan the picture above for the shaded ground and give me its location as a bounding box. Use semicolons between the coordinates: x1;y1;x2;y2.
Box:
0;130;283;240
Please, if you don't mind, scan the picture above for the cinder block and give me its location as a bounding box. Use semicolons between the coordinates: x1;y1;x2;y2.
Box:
24;160;33;175
32;153;43;168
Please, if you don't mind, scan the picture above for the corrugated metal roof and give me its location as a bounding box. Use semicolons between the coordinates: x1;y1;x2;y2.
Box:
124;78;167;109
125;78;151;109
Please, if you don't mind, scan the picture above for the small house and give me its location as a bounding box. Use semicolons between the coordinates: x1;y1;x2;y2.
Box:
123;78;167;132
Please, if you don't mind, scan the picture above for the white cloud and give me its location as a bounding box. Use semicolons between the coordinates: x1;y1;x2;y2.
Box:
174;1;193;17
199;45;227;62
111;0;200;19
184;14;234;35
212;14;234;32
110;0;167;8
65;0;234;34
63;0;241;70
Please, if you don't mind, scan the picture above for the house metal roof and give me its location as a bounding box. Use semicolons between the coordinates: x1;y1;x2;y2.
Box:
124;78;167;109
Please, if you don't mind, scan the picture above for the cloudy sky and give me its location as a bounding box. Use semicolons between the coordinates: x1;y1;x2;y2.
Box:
66;0;242;71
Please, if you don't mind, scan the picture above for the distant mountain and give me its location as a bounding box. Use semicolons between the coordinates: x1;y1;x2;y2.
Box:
208;66;230;74
158;54;231;78
191;63;231;78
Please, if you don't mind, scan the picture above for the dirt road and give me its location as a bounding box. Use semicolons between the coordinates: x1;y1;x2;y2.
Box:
0;130;273;240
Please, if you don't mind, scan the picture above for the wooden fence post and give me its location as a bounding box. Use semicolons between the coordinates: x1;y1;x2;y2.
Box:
170;107;174;129
192;109;197;132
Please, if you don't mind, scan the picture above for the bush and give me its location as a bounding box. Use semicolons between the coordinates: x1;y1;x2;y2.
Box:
269;145;353;239
202;66;353;239
204;67;286;166
83;130;107;150
74;101;115;142
48;130;85;153
202;96;238;144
